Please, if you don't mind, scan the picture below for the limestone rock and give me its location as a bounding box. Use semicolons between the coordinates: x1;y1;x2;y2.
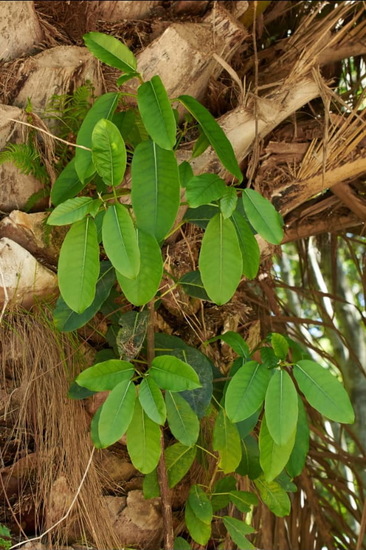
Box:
13;46;103;114
0;1;42;62
0;238;57;308
0;211;65;265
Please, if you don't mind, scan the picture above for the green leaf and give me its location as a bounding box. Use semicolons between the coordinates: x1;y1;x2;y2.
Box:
192;130;210;158
178;94;242;182
75;92;120;182
271;333;289;359
102;203;140;279
47;197;101;226
68;381;96;400
220;187;238;219
90;405;103;448
242;189;283;245
92;119;126;186
287;397;310;478
58;218;100;313
208;331;250;358
150;355;201;391
179;161;194;188
98;379;136;447
185;501;211;546
83;31;137;73
188;485;212;524
294;360;355;423
199;213;242;305
126;399;161;474
225;361;271;423
50;158;85;206
116;230;163;306
236;408;261;439
166;443;197;488
76;359;135;391
185;204;218;229
259;414;296;482
173;537;191;550
131;140;180;242
236;435;262;480
211;476;237;512
213;410;242;473
254;476;291;517
223;517;255;549
265;370;298;446
137;75;176;150
231;211;260;279
186;174;227;208
139;377;166;425
143;468;160;499
260;347;279;369
179;271;210;301
166;391;200;446
53;262;115;332
229;490;258;512
116;310;149;360
116;72;140;86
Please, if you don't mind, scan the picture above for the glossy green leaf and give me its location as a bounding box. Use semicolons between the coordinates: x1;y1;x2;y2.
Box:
265;370;298;446
185;204;218;229
98;379;136;447
173;537;191;550
166;391;199;446
186;174;227;208
75;92;120;182
236;408;261;439
260;347;279;369
294;360;355;423
242;189;283;245
102;203;140;279
223;517;255;549
271;333;289;359
287;397;310;478
166;443;197;488
188;485;212;524
150;355;201;391
213;409;242;473
179;270;210;301
137;75;176;150
199;213;242;305
116;72;140;86
231;211;260;279
179;161;194;188
50;158;85;206
220;187;237;219
237;435;262;480
83;31;137;73
185;501;211;546
208;331;250;358
76;359;134;391
68;381;96;400
127;399;161;474
259;414;296;482
116;230;163;306
90;405;103;448
178;94;242;181
58;217;100;313
131;140;180;242
139;377;166;425
92;119;126;186
254;476;291;517
143;468;160;499
48;197;101;226
53;262;115;332
225;361;271;423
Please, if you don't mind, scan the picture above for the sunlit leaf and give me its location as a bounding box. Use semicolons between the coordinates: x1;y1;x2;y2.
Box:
166;391;200;446
242;189;283;244
150;355;201;392
166;443;197;488
213;409;242;473
92;118;126;186
265;370;298;445
76;359;134;391
83;31;137;73
98;379;136;447
139;377;166;425
259;414;296;482
127;399;161;474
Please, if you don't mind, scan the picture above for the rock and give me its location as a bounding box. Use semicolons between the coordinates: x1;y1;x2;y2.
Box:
13;46;103;114
0;1;42;62
112;490;163;549
96;449;137;484
0;211;65;265
0;238;58;308
0;105;25;149
0;163;46;213
87;1;162;22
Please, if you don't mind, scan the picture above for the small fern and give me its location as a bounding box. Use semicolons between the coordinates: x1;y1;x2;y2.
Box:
0;143;49;184
0;524;11;550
